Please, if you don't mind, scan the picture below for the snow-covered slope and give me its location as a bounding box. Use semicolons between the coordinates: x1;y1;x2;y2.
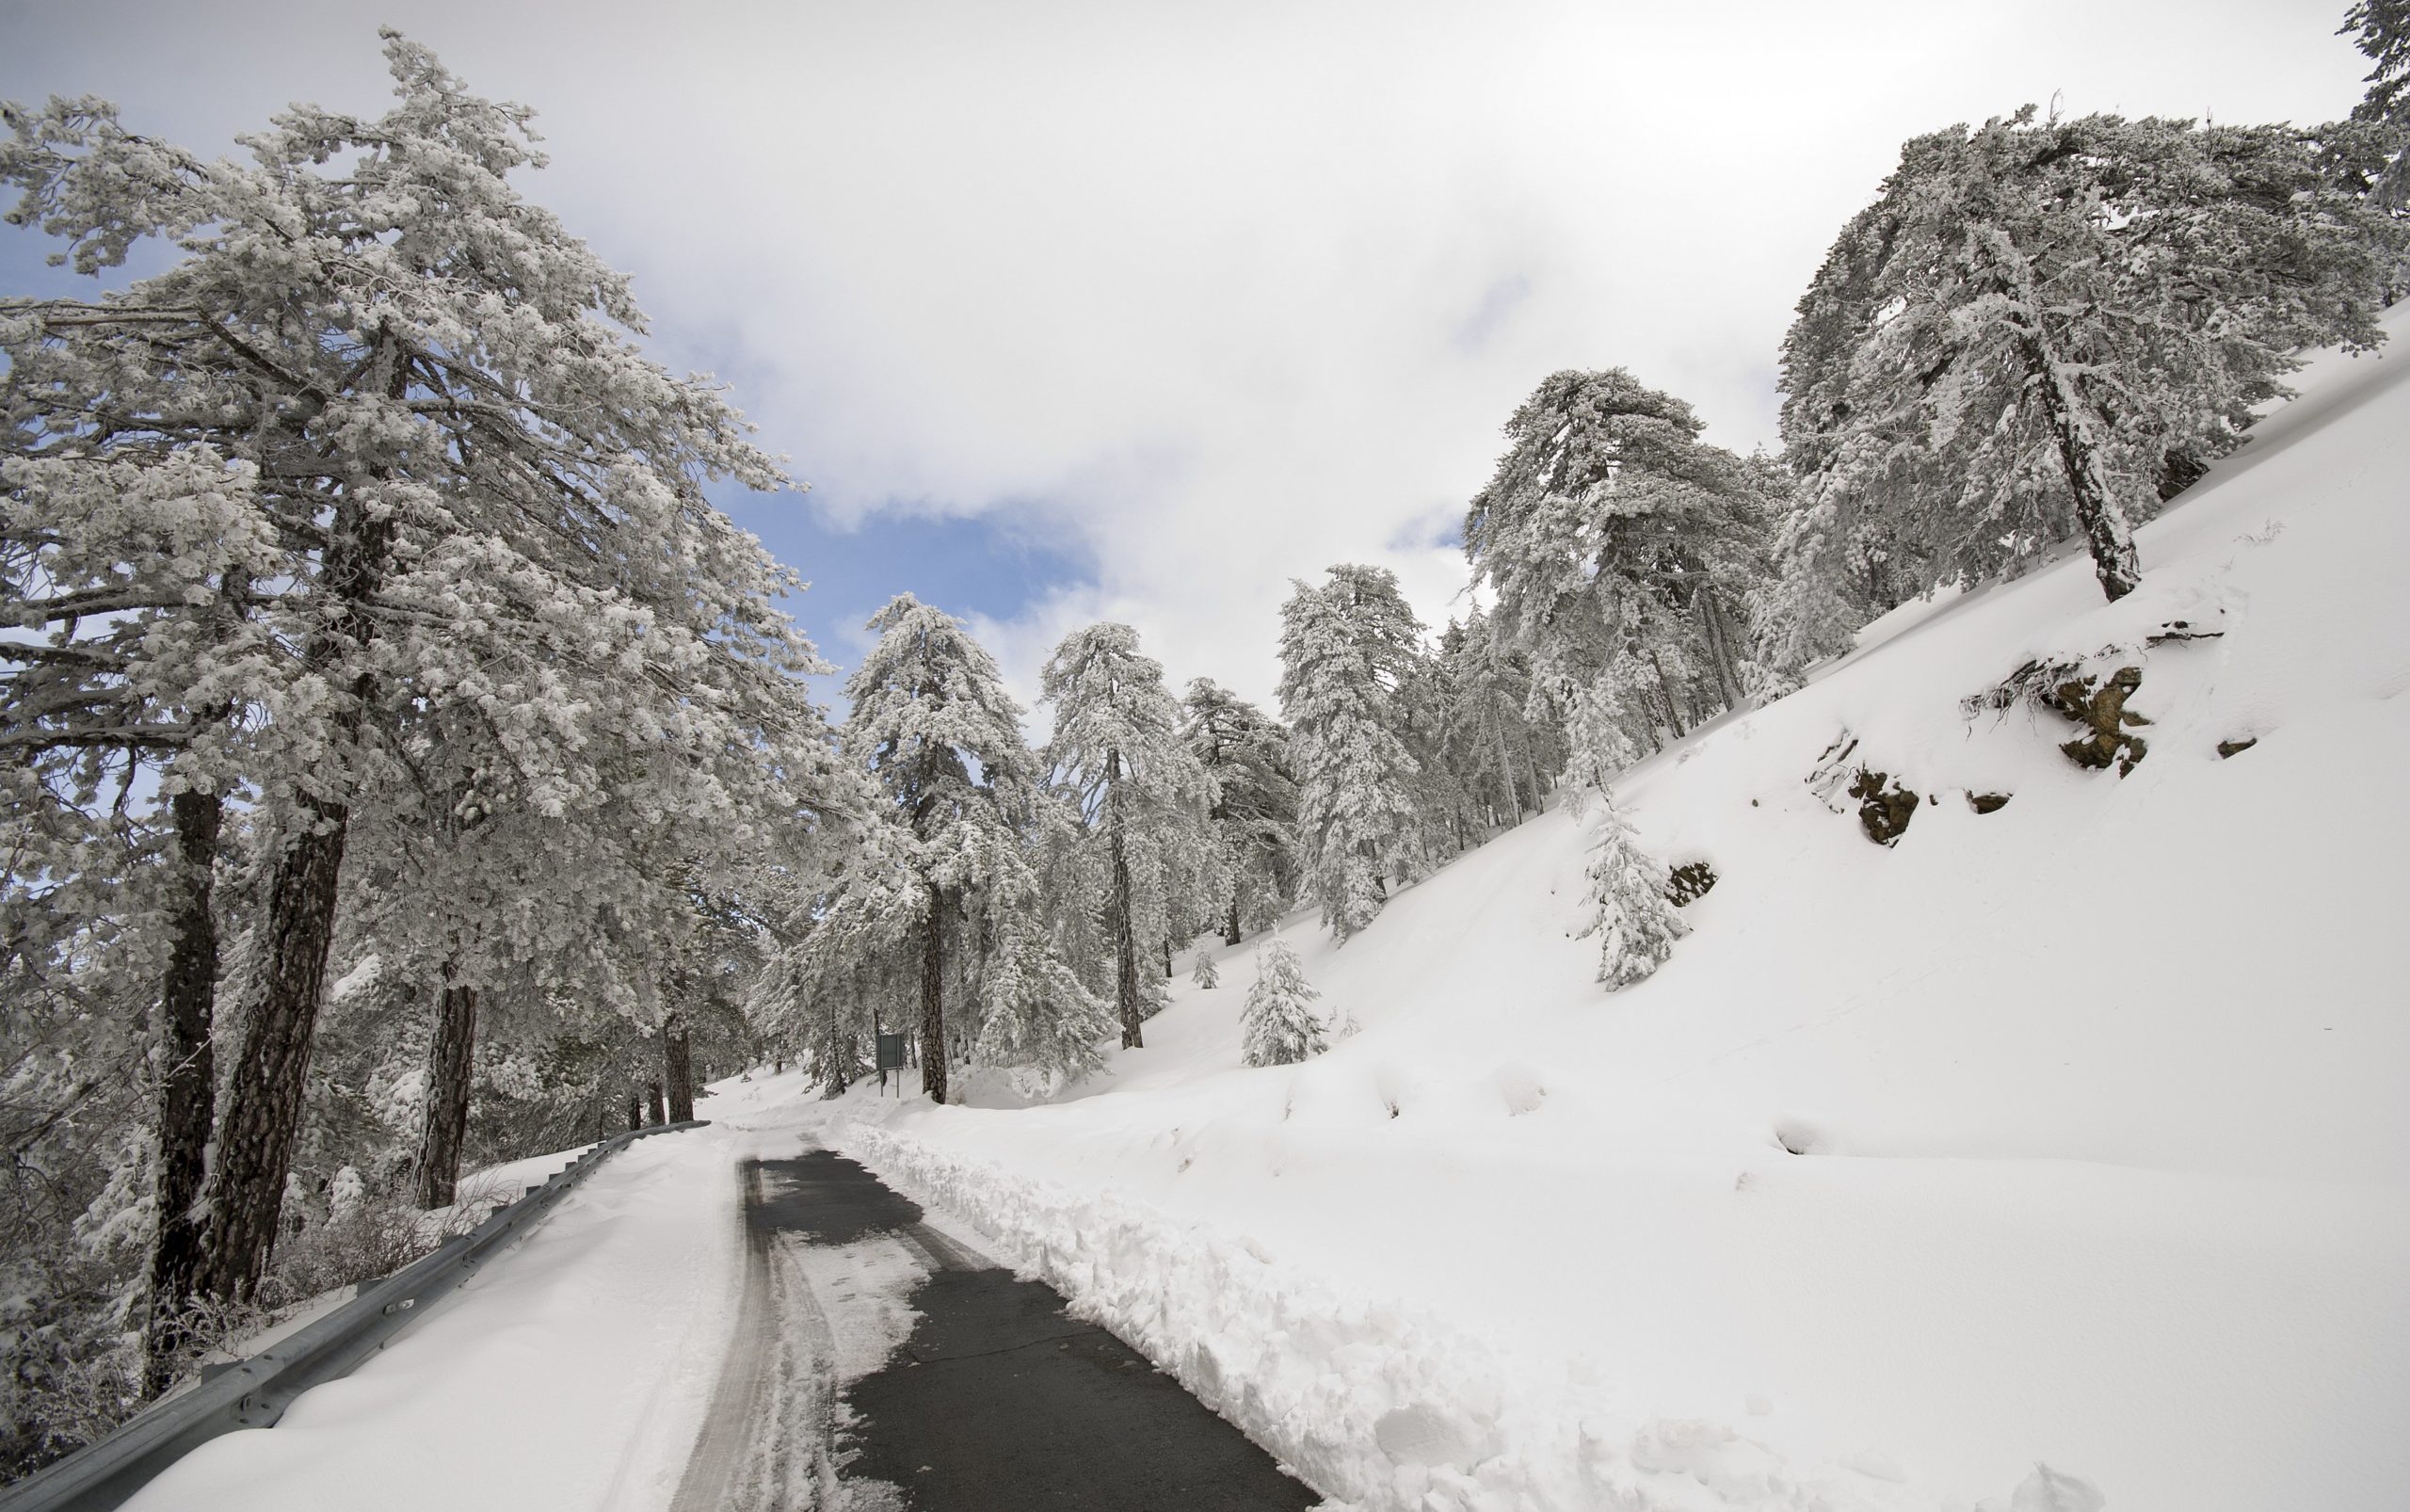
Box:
845;312;2410;1512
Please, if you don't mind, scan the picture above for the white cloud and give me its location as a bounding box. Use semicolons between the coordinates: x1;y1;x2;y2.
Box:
6;0;2371;710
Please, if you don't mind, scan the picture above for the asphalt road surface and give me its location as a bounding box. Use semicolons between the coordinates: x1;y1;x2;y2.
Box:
671;1149;1322;1511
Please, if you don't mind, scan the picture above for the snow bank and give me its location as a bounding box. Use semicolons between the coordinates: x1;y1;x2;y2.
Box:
849;1123;2090;1512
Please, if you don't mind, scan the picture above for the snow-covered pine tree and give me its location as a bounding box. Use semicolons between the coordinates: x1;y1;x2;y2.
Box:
1192;949;1220;989
334;702;788;1211
1779;108;2401;609
0;788;177;1431
1113;824;1197;1017
2;33;859;1310
1022;780;1115;997
2342;1;2410;209
1558;681;1640;812
967;834;1118;1092
1463;369;1777;759
1040;622;1215;1050
1181;678;1300;943
1277;566;1428;942
949;780;1121;1082
0;442;279;1388
1579;791;1688;990
1439;609;1556;829
749;836;924;1101
1240;940;1329;1068
843;594;1041;1102
1396;636;1482;863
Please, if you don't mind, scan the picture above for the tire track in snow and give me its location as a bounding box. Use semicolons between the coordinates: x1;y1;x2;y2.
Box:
670;1161;779;1511
670;1158;848;1512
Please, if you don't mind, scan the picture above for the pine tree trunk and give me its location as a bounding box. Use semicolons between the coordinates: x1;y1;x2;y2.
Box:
1225;893;1242;947
1698;589;1749;710
921;883;950;1102
2018;333;2142;601
823;992;850;1098
412;972;477;1208
198;361;403;1304
1109;809;1144;1050
142;786;221;1396
1160;936;1173;980
648;1080;666;1125
1493;719;1522;824
625;1093;641;1132
1647;651;1687;739
198;796;349;1303
665;1015;695;1122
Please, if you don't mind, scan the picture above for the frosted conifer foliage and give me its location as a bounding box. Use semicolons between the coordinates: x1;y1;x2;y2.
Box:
838;594;1041;1102
1779;108;2400;608
1041;622;1215;1050
1277;566;1426;942
1192;950;1219;989
2;32;857;1318
1241;941;1328;1068
1438;609;1558;828
2342;0;2410;208
1464;369;1776;750
751;842;924;1101
969;853;1118;1092
1181;679;1300;944
1559;682;1638;813
1580;793;1688;990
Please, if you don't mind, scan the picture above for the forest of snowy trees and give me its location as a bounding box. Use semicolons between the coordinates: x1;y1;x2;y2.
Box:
4;6;2404;1481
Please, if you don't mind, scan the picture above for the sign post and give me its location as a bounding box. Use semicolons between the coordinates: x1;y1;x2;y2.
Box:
875;1032;908;1096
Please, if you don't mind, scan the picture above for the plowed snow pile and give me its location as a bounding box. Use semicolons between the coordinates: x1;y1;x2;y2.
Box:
842;313;2410;1512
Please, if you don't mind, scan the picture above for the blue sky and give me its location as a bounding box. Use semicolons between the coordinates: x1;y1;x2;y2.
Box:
4;0;2374;713
713;484;1096;700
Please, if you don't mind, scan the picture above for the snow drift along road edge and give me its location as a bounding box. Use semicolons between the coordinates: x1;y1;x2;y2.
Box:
844;1124;2090;1512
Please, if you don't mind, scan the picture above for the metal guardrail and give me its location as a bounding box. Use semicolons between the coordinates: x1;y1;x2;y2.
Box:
0;1119;711;1512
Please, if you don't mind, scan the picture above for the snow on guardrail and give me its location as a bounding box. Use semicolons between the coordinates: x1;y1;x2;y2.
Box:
0;1120;710;1512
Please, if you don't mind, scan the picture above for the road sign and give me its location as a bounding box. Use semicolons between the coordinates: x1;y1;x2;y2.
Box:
876;1032;908;1095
